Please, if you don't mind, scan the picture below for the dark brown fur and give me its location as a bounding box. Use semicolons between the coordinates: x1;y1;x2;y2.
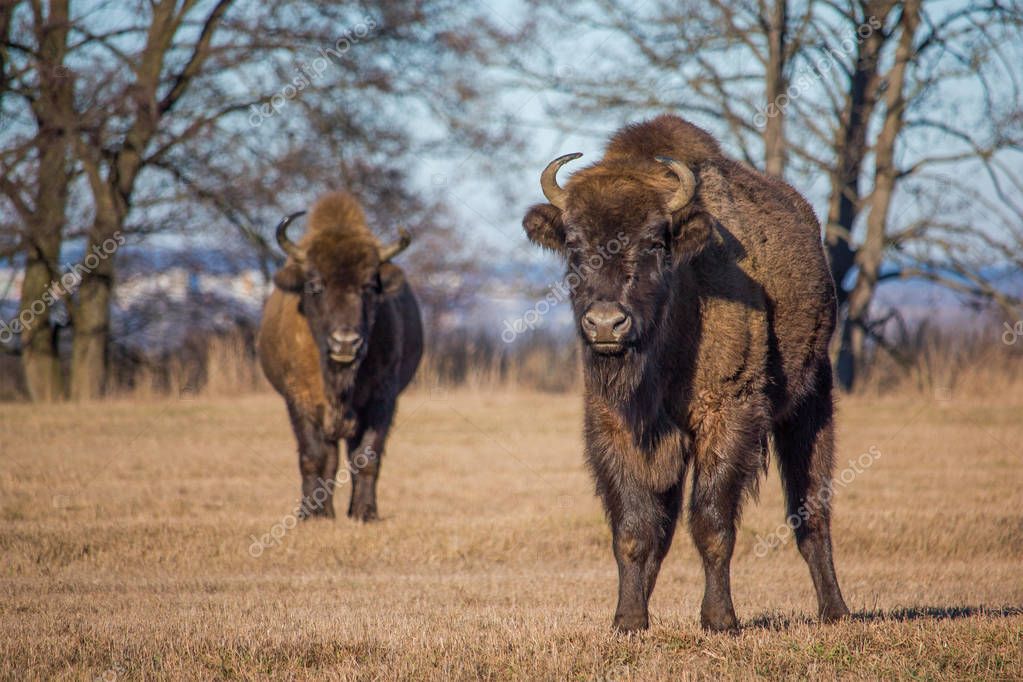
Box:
522;115;849;632
258;192;422;521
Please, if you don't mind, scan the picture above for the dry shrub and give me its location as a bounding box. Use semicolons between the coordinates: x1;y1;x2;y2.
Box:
0;352;28;401
105;329;265;399
4;318;1022;402
415;329;580;393
102;327;581;399
202;333;269;396
855;321;1023;399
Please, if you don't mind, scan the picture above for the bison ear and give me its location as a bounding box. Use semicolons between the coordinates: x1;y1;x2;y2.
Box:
273;261;306;292
378;262;406;296
671;212;713;263
522;203;566;253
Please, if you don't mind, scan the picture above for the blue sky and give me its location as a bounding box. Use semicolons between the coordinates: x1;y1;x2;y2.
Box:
3;0;1020;281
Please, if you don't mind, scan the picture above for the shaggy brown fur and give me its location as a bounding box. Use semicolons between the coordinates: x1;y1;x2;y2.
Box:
522;114;849;633
258;192;422;521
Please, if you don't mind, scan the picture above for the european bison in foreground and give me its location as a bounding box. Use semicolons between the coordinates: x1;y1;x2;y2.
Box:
258;192;423;521
522;114;850;632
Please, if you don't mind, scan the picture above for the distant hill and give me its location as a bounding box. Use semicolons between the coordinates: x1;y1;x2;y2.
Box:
2;246;1019;355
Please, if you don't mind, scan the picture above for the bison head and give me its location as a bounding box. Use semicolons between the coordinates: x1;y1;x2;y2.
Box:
521;153;710;360
272;211;410;386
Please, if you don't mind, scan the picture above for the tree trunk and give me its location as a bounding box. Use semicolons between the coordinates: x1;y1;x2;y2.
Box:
19;251;63;402
837;0;920;390
20;132;68;402
763;0;788;178
16;0;73;401
826;4;892;390
69;202;119;401
69;269;111;400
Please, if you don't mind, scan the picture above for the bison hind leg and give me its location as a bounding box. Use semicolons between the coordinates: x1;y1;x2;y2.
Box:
771;363;850;622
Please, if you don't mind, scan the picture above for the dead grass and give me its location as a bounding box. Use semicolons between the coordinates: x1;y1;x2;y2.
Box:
1;388;1021;680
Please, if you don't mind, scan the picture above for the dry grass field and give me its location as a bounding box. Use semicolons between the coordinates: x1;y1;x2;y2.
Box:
1;387;1021;680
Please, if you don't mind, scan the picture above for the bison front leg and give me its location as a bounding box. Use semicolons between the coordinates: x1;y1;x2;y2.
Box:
606;479;683;633
688;418;765;633
588;433;684;634
688;463;743;632
345;431;382;522
344;399;394;522
287;403;339;519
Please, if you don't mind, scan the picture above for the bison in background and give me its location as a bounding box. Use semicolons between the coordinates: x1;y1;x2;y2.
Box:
522;114;850;632
258;192;422;521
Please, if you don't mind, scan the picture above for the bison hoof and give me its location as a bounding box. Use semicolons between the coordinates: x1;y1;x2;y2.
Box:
700;612;739;634
348;506;378;523
297;505;335;521
821;603;851;623
612;612;649;633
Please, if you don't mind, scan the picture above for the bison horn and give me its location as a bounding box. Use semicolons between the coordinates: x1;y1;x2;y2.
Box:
379;227;412;263
275;211;306;260
655;156;697;213
540;152;582;210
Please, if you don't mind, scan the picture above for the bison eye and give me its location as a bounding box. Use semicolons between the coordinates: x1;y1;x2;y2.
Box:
647;240;667;254
305;279;324;295
564;236;583;251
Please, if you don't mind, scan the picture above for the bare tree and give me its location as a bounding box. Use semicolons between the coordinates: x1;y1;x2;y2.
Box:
65;0;252;399
2;0;516;399
515;0;1023;389
810;1;1023;387
0;0;74;401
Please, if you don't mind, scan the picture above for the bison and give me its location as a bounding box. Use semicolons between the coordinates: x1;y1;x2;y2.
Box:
521;114;850;632
257;191;423;521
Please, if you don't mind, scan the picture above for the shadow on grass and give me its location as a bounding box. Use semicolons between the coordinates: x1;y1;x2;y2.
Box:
746;605;1023;631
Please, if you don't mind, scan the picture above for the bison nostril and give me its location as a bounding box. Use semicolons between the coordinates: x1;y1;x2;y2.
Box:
612;315;632;338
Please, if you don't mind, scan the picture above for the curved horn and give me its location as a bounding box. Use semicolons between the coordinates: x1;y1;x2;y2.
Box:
540;152;582;210
655;156;697;213
379;227;412;263
275;211;306;259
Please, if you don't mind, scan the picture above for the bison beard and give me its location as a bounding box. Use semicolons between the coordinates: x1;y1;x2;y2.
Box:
522;114;850;633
